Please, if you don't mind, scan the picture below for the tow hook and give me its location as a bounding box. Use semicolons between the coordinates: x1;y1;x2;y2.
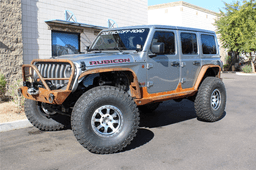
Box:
27;87;39;95
49;93;54;103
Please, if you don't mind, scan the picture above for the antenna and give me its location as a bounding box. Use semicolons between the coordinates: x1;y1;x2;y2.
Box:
108;19;118;28
65;10;77;22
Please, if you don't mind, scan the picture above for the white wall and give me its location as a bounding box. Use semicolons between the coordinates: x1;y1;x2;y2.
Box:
181;6;216;31
22;0;148;64
148;5;217;31
148;6;183;26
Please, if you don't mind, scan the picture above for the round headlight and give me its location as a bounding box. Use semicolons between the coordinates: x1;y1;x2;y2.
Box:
64;66;72;78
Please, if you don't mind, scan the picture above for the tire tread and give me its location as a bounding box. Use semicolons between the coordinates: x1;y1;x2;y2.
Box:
24;99;66;131
194;77;226;122
71;86;139;154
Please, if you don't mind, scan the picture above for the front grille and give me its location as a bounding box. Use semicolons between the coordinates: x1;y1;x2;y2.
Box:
35;62;71;89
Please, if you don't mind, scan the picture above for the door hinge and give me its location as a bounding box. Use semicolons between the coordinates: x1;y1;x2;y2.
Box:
180;62;186;68
147;63;153;70
147;81;154;87
180;78;186;84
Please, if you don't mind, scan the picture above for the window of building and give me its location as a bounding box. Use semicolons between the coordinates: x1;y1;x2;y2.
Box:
201;34;217;54
52;31;80;57
181;33;198;55
151;31;176;54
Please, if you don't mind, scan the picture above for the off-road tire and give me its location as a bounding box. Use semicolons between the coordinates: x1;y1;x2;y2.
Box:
71;86;140;154
138;103;160;114
194;77;226;122
24;99;70;131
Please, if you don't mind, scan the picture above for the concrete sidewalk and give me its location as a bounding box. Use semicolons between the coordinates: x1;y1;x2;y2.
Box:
0;119;32;132
236;72;256;76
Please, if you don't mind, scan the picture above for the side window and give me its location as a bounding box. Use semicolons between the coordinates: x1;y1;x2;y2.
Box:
151;31;175;54
181;33;198;55
201;34;217;54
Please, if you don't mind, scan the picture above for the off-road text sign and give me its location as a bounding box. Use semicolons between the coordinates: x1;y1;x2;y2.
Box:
101;29;145;35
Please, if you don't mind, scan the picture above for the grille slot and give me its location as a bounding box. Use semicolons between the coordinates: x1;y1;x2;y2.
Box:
35;62;71;89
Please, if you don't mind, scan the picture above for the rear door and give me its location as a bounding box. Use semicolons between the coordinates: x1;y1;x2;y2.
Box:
178;31;201;89
147;30;180;93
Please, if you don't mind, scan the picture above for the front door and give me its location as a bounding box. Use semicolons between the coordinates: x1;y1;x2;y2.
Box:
147;30;180;94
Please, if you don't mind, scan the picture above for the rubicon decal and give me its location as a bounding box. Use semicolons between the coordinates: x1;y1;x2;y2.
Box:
90;58;130;65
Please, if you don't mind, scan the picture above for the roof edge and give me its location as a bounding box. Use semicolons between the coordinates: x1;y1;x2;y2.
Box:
148;1;218;16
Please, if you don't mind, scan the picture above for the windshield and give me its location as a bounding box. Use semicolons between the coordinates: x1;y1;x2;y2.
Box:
91;28;150;51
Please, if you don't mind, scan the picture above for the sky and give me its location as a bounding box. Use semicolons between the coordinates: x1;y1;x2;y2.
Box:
148;0;241;13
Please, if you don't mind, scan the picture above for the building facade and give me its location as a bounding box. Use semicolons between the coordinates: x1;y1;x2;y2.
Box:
0;0;148;92
148;1;226;62
0;0;23;90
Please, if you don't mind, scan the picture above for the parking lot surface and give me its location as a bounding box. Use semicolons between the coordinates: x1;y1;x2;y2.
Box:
1;73;256;170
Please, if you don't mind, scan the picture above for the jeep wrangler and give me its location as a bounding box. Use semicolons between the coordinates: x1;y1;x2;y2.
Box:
19;25;226;154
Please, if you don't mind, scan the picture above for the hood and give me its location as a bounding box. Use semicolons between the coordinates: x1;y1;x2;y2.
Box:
55;52;137;67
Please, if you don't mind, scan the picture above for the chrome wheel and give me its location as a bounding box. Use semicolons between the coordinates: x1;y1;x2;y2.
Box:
91;105;123;137
211;89;221;110
41;103;56;115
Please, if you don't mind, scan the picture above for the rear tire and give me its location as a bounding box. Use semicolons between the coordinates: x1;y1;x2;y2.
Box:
71;86;139;154
24;99;70;131
194;77;226;122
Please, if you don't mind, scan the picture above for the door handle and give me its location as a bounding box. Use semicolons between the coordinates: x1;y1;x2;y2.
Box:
193;61;200;65
171;61;179;66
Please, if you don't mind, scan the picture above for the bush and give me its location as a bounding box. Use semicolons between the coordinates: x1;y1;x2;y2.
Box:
9;79;25;112
0;73;7;101
225;55;232;64
242;65;252;73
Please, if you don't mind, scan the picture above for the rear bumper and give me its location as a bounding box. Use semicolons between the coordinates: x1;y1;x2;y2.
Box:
19;59;75;105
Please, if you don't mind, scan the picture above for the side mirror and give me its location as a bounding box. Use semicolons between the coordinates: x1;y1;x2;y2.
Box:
151;42;165;54
136;44;142;52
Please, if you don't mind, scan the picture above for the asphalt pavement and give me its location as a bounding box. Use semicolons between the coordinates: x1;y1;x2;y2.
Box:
1;73;256;170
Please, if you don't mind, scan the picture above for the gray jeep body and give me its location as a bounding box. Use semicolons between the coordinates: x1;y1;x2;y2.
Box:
53;25;221;94
20;25;225;154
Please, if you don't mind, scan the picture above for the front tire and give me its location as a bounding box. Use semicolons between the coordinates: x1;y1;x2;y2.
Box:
71;86;139;154
194;77;226;122
24;99;70;131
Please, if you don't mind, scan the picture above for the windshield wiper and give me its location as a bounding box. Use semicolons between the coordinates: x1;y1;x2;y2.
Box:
113;47;123;53
88;48;102;53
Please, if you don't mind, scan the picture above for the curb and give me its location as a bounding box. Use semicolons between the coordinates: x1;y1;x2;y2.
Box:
0;119;33;132
222;71;236;74
236;72;256;76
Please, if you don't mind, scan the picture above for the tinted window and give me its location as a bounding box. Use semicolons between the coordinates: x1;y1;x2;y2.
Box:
151;31;175;54
52;31;80;57
181;33;197;54
92;29;149;50
201;34;216;54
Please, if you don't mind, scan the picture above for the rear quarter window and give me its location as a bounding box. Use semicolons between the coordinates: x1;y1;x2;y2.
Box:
201;34;217;54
